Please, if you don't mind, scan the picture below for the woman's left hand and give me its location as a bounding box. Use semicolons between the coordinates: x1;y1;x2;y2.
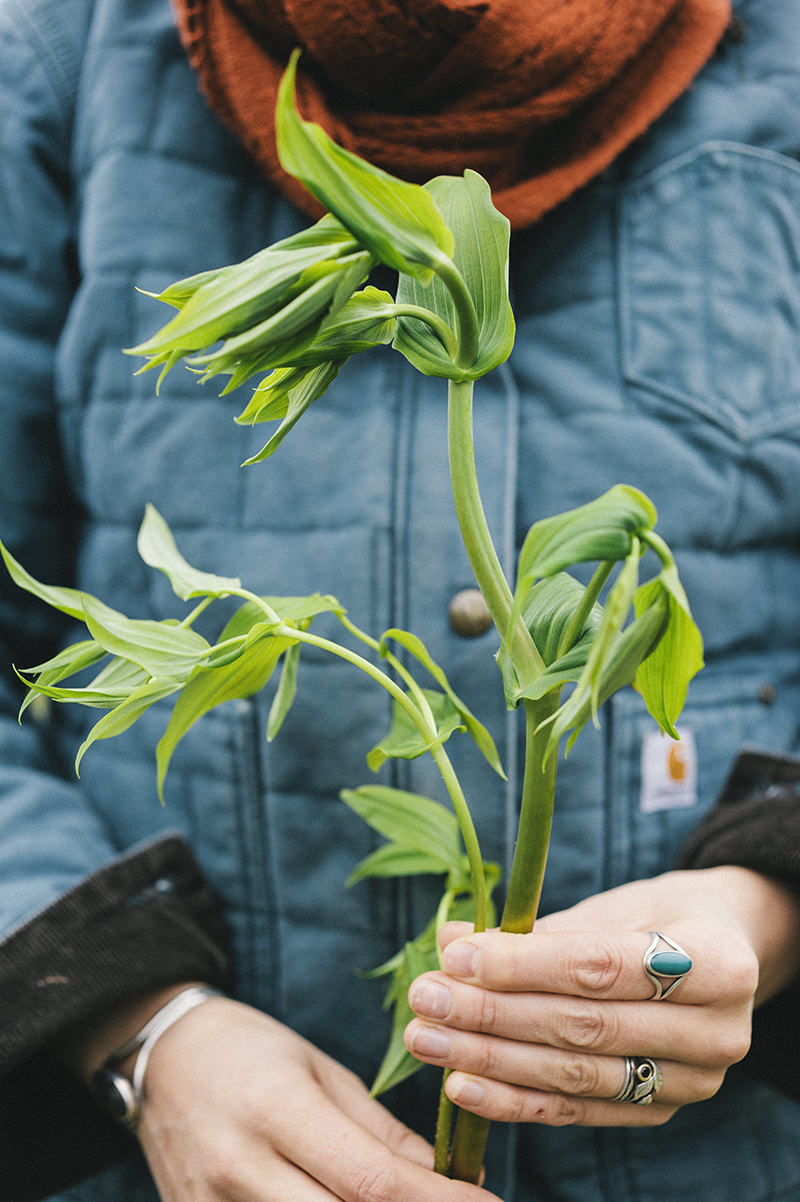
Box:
404;867;800;1127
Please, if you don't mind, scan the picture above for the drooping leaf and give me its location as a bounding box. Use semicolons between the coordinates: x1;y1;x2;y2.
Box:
137;504;242;601
17;639;108;717
239;362;343;464
516;485;656;586
276;50;454;280
75;678;181;774
82;596;211;681
340;785;463;872
366;690;464;772
394;170;515;380
634;566;704;737
542;597;669;761
370;937;439;1096
346;842;457;887
156;624;295;798
379;628;504;778
125;213;366;374
192;252;373;385
0;540;89;621
267;641;301;741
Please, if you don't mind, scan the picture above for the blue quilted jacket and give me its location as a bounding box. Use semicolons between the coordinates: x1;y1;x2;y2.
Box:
1;1;800;1199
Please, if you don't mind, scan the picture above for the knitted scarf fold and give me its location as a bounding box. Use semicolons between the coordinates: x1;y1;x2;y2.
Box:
171;0;731;226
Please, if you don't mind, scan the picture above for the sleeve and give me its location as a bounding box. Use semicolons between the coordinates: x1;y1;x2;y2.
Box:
0;8;232;1197
677;748;800;1103
0;834;231;1202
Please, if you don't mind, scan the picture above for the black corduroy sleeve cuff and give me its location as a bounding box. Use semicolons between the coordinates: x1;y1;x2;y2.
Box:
0;833;232;1201
677;749;800;1104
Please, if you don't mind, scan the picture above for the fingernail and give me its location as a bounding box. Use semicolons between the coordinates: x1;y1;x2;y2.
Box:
409;979;452;1019
409;1025;451;1059
442;941;478;978
451;1078;485;1107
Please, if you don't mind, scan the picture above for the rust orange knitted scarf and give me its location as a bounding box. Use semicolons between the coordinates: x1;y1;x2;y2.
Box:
171;0;731;227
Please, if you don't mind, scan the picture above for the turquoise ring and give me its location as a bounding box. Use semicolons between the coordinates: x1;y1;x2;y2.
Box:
644;932;693;1000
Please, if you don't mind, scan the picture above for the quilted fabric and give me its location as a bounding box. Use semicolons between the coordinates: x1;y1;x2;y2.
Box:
1;1;800;1198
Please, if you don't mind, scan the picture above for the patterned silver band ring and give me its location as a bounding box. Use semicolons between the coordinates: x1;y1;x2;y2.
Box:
613;1056;663;1105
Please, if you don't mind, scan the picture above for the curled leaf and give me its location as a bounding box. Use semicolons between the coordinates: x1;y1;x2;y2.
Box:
276;50;454;280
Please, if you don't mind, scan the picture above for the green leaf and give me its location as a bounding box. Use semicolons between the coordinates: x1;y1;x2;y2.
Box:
340;785;463;871
346;842;456;887
21;638;106;680
542;598;669;761
498;573;600;705
215;594;342;645
137;504;242;601
578;543;641;721
276;50;454;280
366;690;463;772
192;251;374;385
380;628;504;777
267;641;301;741
0;540;89;621
13;673;136;710
75;678;181;775
125;213;365;375
238;361;343;463
370;937;440;1096
517;485;656;586
634;566;704;737
82;596;211;680
156;624;295;799
394;170;515;380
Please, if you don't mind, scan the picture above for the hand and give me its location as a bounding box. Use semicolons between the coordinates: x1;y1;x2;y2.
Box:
136;996;501;1200
404;867;800;1129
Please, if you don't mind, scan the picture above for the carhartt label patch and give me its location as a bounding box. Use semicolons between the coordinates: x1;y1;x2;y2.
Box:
640;728;697;813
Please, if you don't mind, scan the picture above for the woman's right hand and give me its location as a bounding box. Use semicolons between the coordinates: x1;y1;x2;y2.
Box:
137;995;499;1201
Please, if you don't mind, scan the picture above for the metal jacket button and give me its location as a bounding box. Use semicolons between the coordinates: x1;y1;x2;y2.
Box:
448;589;492;638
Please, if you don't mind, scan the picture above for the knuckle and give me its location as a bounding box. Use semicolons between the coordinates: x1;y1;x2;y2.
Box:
558;999;616;1050
710;1021;752;1067
473;1037;504;1080
347;1160;398;1202
571;940;626;997
557;1053;603;1096
205;1136;246;1194
475;988;500;1033
693;1067;727;1101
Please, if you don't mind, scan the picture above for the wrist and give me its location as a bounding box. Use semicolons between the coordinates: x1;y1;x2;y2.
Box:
91;983;224;1126
60;980;204;1083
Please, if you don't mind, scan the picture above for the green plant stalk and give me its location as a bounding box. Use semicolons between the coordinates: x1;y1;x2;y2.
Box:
335;612;488;929
445;694;560;1183
446;379;544;681
440;378;563;1180
435;259;480;371
249;612;489;931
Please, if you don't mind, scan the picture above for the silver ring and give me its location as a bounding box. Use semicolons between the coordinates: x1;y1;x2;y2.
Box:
613;1056;663;1105
643;931;693;1000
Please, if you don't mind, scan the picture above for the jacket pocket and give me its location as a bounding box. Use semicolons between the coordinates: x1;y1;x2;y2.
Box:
619;141;800;443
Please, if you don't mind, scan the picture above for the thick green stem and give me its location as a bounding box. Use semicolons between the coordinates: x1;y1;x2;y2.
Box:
435;258;480;370
448;694;560;1182
500;695;560;933
447;379;545;681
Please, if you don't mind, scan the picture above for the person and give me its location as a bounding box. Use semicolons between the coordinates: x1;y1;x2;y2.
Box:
1;1;800;1200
